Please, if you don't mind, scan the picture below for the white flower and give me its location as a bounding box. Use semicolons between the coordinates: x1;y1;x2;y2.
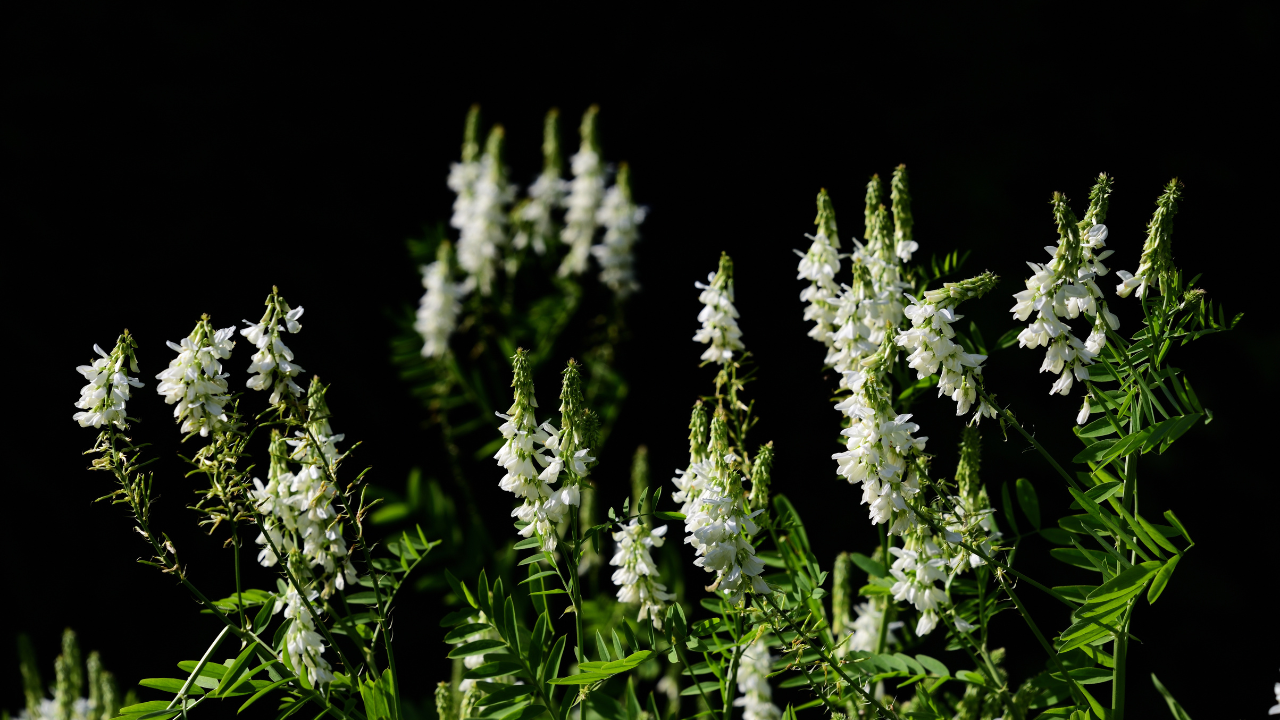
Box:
515;172;567;255
73;342;144;429
733;638;781;720
155;324;236;437
453;148;514;296
844;601;901;652
273;582;333;687
693;263;745;365
241;301;306;405
796;229;841;348
682;454;770;604
610;520;676;628
895;297;988;421
1270;673;1280;715
1077;396;1091;425
888;544;949;636
415;257;466;358
591;171;646;298
558;112;605;278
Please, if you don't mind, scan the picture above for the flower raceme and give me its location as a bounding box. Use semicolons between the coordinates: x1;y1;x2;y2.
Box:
454;126;515;297
733;637;782;720
558;106;605;279
154;318;236;437
693;253;745;365
241;291;306;405
591;162;646;298
73;334;144;430
273;582;334;688
415;242;467;359
493;352;595;552
609;519;676;629
514;109;567;256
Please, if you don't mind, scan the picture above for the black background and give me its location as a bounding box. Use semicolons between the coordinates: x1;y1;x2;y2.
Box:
5;4;1277;718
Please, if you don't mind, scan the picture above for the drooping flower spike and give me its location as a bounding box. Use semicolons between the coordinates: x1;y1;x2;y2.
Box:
415;241;467;359
558;105;605;278
693;253;745;365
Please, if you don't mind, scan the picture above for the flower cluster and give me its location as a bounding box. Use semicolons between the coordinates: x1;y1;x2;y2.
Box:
415;242;467;359
73;334;144;429
1116;179;1182;299
817;174;913;391
672;402;711;516
251;423;356;599
241;291;306;405
1011;177;1120;416
733;637;781;720
591;162;646;298
273;582;333;687
558;105;604;278
494;352;593;552
514;109;567;256
155;318;236;437
888;536;950;636
609;519;676;629
681;410;769;604
693;253;745;365
454;126;515;297
796;190;841;348
895;273;999;421
831;355;927;535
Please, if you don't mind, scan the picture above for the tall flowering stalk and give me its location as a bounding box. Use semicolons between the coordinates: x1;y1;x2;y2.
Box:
1116;178;1182;299
609;519;675;629
693;253;745;365
241;288;305;405
514;109;567;256
415;241;466;358
455;126;515;296
1010;174;1121;417
73;333;144;429
155;316;237;437
592;162;646;298
558;105;604;278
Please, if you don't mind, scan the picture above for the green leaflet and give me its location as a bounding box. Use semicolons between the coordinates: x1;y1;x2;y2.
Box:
1147;555;1181;604
1015;477;1041;529
1151;673;1194;720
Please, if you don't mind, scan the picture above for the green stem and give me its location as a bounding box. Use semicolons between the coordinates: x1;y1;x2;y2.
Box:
167;626;230;710
568;509;587;664
721;612;745;720
233;528;245;637
875;525;890;656
759;594;895;719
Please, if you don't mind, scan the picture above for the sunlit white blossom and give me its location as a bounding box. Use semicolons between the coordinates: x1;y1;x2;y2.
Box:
733;638;781;720
591;165;645;298
415;253;466;359
610;520;676;628
155;323;236;437
73;341;144;429
273;582;334;687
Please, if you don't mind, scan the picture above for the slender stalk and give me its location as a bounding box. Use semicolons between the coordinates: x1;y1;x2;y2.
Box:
875;525;890;656
568;510;587;663
721;611;745;720
759;594;895;719
167;626;230;710
233;528;245;636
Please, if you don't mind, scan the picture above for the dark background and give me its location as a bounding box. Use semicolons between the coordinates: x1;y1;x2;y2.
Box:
5;4;1277;718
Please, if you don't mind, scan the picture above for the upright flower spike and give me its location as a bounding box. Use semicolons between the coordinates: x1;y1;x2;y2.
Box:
1011;184;1119;408
415;241;467;359
609;519;676;628
747;441;774;511
273;581;334;687
683;409;769;604
494;349;555;548
155;316;237;437
940;427;999;572
888;530;950;635
73;332;144;429
672;401;711;517
1116;178;1183;298
456;126;515;296
592;162;646;298
530;360;592;534
733;637;782;720
832;343;928;535
515;109;567;256
241;289;306;406
558;105;604;278
447;106;483;265
693;253;745;364
895;272;999;421
796;188;842;348
890;164;919;262
54;629;83;720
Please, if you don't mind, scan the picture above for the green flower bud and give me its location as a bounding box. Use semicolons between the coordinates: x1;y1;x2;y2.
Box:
890;164;914;247
831;552;854;657
688;401;709;464
461;104;481;163
630;445;650;516
923;271;1000;307
863;174;884;240
543;108;562;176
748;441;774;511
1082;172;1114;227
814;188;839;246
435;681;456;720
1136;178;1183;296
